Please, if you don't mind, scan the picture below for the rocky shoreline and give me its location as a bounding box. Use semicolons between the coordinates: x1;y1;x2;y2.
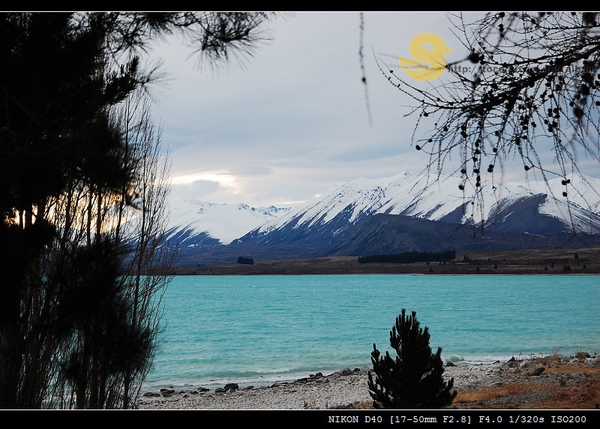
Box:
135;354;599;410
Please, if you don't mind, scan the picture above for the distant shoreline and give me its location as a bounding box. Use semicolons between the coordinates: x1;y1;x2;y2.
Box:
174;248;600;276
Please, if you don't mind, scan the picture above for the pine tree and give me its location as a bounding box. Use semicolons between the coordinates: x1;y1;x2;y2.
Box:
0;11;273;408
367;309;457;408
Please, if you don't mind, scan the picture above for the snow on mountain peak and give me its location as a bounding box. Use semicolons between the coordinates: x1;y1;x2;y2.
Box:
247;172;600;237
166;200;290;244
167;172;600;247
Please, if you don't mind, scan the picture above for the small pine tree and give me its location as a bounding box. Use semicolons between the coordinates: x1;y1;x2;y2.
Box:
368;309;457;408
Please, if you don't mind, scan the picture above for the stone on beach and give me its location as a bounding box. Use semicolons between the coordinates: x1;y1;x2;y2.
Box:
136;355;598;410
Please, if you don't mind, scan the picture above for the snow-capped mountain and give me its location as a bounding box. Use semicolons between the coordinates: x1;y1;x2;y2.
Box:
166;172;600;264
235;171;600;243
165;200;291;245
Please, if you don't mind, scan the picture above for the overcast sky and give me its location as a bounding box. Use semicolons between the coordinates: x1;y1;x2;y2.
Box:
145;11;597;208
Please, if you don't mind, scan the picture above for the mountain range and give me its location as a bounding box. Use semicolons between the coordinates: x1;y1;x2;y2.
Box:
165;172;600;265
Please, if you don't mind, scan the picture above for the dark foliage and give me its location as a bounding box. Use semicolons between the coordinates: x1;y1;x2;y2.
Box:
0;11;272;408
368;309;457;408
358;250;456;264
237;256;255;265
51;239;153;408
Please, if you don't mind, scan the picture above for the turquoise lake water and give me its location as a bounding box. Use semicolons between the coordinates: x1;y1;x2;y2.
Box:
143;274;600;391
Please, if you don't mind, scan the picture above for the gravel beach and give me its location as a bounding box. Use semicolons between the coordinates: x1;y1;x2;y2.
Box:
136;356;593;410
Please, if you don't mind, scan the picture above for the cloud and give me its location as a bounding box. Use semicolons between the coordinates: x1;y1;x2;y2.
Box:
169;178;221;201
149;11;596;209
